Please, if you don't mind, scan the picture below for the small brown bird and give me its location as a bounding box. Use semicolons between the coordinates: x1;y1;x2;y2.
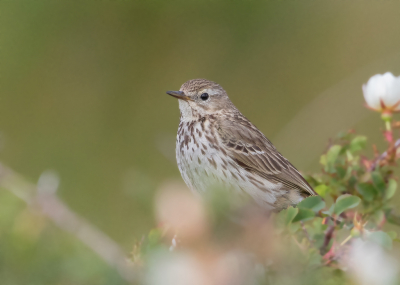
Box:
167;79;316;211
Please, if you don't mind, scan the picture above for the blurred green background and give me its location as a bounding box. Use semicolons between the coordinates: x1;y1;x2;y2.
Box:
1;0;400;263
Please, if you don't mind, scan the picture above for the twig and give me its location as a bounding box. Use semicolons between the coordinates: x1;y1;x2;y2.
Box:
0;163;135;283
339;235;352;247
321;224;335;254
370;138;400;171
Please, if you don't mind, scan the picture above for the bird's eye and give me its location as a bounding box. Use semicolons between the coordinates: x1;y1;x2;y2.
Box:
200;93;209;101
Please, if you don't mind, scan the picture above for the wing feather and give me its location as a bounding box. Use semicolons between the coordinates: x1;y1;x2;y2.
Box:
216;116;316;197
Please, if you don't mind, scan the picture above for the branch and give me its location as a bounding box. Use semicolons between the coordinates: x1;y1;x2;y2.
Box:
0;163;136;283
369;138;400;171
321;224;335;255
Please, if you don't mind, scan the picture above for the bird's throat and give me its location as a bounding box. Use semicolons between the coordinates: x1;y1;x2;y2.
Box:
179;100;195;122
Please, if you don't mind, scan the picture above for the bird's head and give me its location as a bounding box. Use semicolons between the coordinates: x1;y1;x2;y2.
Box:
166;79;235;120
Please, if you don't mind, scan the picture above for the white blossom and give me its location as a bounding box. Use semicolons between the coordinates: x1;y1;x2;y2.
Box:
362;72;400;111
145;250;256;285
146;252;209;285
347;239;398;285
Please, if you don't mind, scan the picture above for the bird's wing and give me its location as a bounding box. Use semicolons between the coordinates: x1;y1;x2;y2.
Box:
216;116;316;197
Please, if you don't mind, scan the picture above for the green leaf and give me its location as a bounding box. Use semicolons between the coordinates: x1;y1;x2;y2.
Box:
314;184;330;198
146;228;164;249
307;248;322;267
370;210;385;226
385;179;397;200
297;196;325;212
371;171;386;194
336;166;347;179
284;206;299;226
349;136;367;152
368;231;393;250
325;145;342;173
356;183;377;202
334;195;361;215
311;217;327;234
346;150;354;162
289;222;301;234
292;208;315;223
319;154;327;166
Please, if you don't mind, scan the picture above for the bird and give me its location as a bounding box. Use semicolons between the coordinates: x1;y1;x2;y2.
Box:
166;79;316;211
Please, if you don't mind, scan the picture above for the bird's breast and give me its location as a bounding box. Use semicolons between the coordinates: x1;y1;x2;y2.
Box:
175;118;285;210
176;119;225;192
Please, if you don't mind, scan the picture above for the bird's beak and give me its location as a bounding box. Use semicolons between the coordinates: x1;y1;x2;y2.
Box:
166;90;192;101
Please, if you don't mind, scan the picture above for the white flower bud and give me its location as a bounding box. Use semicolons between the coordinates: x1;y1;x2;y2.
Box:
362;72;400;112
